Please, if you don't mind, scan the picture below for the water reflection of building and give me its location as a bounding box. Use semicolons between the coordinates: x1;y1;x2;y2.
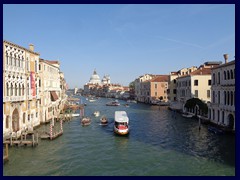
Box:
208;54;235;131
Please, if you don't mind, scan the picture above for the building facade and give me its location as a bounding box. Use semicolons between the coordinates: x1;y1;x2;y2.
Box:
176;62;221;113
208;55;235;130
3;41;40;137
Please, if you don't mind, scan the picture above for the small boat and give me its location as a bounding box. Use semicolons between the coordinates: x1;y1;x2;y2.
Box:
124;103;129;107
182;112;193;118
106;100;120;106
208;126;224;135
65;113;80;117
100;116;108;125
93;111;100;117
81;117;91;126
89;99;96;102
127;100;137;103
114;111;129;135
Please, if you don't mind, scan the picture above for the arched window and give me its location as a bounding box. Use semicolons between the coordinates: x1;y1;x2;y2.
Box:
218;91;220;104
231;91;233;106
23;113;26;124
22;85;24;96
224;71;226;80
227;71;230;80
11;83;13;96
224;91;226;105
15;84;17;96
227;91;230;105
218;72;220;84
212;73;215;84
6;116;9;129
10;53;12;65
230;70;233;79
14;55;16;66
6;83;9;96
6;51;8;65
19;86;21;96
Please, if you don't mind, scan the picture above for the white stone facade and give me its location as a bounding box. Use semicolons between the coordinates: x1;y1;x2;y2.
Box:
208;60;235;130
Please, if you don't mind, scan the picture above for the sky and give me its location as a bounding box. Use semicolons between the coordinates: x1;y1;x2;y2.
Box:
3;4;235;89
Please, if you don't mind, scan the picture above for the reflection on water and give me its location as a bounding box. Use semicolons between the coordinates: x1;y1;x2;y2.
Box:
3;97;235;176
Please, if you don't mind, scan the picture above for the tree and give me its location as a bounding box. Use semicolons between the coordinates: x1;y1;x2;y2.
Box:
184;98;208;115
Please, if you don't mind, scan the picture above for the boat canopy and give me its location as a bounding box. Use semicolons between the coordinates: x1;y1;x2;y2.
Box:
114;111;129;123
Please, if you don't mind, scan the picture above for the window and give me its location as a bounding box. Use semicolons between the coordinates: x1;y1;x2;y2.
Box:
227;71;230;80
173;79;176;84
23;113;26;124
28;101;30;109
36;112;38;118
194;80;198;86
207;90;210;98
224;71;226;80
218;72;220;84
28;114;30;121
155;92;157;96
195;90;198;98
208;80;211;86
6;83;9;96
218;91;220;104
155;84;157;89
213;91;215;103
39;64;41;71
230;70;233;79
15;85;17;96
173;89;177;94
224;91;226;105
6;116;9;129
212;73;215;84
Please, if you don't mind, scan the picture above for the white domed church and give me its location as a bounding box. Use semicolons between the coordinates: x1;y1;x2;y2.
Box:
87;69;110;85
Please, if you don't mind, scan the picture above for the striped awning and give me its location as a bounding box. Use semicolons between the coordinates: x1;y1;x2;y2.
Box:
50;91;58;101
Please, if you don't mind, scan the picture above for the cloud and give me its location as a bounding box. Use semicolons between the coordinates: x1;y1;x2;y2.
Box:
155;36;204;49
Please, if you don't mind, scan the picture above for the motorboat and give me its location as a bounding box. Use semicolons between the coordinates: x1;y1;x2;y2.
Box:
114;111;129;135
81;117;91;126
65;113;80;117
127;100;137;103
208;126;224;135
182;112;194;118
100;116;108;125
106;100;120;106
89;99;96;102
93;111;100;117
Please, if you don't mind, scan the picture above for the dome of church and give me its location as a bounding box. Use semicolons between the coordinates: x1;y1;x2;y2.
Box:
89;69;101;84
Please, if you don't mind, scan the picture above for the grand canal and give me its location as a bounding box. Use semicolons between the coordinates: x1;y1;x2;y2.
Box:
3;97;235;176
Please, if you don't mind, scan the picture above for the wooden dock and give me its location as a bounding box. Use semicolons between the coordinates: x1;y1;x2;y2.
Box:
3;144;9;163
3;133;38;147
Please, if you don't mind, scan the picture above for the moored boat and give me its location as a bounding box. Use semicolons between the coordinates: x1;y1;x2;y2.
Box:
182;112;194;118
81;117;91;126
100;116;108;125
114;111;129;135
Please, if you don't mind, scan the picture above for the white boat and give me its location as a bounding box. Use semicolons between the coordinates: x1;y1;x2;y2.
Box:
127;100;137;103
114;111;129;135
93;111;100;117
182;112;194;118
65;113;80;117
89;99;96;102
106;100;120;106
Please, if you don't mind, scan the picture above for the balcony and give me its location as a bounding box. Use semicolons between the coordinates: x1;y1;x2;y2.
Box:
219;104;235;112
3;96;25;102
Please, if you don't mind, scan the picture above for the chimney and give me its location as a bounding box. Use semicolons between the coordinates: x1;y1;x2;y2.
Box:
223;54;229;64
29;44;34;51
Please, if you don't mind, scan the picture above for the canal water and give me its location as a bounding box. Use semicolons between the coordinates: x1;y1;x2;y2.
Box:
3;97;235;176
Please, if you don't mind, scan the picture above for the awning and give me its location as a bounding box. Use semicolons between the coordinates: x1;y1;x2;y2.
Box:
50;91;58;101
